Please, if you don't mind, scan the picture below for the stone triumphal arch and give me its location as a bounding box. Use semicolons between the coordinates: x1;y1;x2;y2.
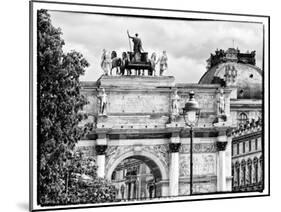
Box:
77;75;233;199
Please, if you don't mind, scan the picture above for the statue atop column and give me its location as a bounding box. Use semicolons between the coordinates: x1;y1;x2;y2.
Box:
98;88;107;116
217;88;225;115
99;31;170;77
213;88;229;125
158;50;168;76
171;89;180;122
100;49;112;76
149;52;157;76
127;30;144;57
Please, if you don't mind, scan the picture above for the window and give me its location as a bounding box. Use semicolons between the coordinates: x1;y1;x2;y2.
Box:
249;140;252;152
255;139;258;150
241;160;246;186
237;143;240;155
259;157;263;183
235;162;240;186
243;142;245;153
238;112;248;126
253;157;258;183
232;163;234;187
247;159;252;184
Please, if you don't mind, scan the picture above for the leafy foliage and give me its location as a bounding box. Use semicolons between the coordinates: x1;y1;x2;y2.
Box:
63;152;117;204
37;9;116;206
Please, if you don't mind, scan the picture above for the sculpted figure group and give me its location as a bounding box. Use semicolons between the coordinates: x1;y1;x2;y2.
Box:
100;32;168;77
101;49;168;76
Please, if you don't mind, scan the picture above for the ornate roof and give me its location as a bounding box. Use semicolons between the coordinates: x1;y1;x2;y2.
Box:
199;48;263;99
232;118;262;138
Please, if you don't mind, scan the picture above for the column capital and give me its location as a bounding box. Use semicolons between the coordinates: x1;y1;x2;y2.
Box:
216;141;228;151
96;144;108;155
169;143;181;153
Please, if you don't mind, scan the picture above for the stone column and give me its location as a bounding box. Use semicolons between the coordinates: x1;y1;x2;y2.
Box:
96;144;107;178
96;133;108;178
169;140;181;196
216;139;228;192
125;183;129;200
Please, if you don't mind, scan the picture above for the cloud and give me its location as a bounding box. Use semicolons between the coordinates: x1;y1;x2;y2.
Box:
49;11;263;83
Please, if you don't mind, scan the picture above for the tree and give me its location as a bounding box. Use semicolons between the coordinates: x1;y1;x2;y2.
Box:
37;9;116;206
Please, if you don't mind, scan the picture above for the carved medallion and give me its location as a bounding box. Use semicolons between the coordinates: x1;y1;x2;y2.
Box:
96;145;108;155
169;143;181;153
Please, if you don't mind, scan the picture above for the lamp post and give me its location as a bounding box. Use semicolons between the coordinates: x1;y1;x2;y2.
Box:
182;91;200;195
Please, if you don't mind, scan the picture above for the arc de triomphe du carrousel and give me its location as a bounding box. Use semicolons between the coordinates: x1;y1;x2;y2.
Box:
76;45;261;200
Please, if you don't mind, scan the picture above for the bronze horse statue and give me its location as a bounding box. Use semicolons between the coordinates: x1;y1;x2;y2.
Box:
110;51;155;76
110;51;122;75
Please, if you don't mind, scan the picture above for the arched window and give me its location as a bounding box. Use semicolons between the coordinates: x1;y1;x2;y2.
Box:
247;159;252;184
249;140;252;152
232;163;235;187
235;161;240;186
238;112;248;126
259;156;263;183
253;157;258;183
241;160;246;186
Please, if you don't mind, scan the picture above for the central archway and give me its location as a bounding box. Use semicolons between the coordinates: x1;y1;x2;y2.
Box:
106;150;168;200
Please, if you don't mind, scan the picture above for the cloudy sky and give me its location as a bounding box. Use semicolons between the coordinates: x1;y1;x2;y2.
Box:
49;10;263;83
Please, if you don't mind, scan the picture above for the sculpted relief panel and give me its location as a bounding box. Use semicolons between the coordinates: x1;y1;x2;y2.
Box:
107;93;169;114
179;182;216;195
196;94;216;113
105;144;169;174
179;153;216;177
179;93;216;114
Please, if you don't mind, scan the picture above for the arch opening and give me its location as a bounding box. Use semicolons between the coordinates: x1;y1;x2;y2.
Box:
108;154;165;201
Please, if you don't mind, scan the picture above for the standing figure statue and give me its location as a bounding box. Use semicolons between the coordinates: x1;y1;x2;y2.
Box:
127;30;144;61
171;89;180;121
217;88;225;115
100;49;112;75
149;52;157;76
158;50;168;76
98;88;107;116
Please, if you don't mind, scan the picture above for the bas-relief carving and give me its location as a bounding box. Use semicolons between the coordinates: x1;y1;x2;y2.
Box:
179;182;216;195
105;144;169;173
107;94;169;113
179;143;216;153
193;182;216;194
179;153;216;177
83;95;98;115
195;94;216;113
143;144;169;166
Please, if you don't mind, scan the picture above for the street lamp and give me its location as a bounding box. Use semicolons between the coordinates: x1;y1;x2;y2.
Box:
182;91;200;195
